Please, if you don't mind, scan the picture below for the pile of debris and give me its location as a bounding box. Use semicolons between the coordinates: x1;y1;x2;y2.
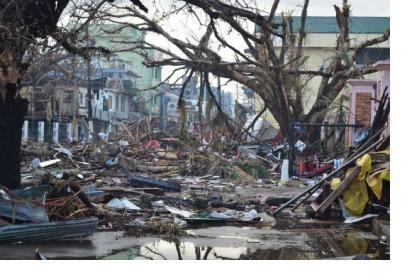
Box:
1;121;274;243
272;90;390;224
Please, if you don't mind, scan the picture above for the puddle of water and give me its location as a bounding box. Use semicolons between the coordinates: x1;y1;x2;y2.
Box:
102;240;249;260
0;217;388;260
102;228;389;260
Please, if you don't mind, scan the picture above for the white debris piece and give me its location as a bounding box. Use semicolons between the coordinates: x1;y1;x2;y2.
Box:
344;214;379;224
247;239;260;243
112;177;122;185
165;206;194;218
153;200;165;207
39;159;61;168
295;140;306;152
118;140;129;147
106;198;141;211
240;209;258;221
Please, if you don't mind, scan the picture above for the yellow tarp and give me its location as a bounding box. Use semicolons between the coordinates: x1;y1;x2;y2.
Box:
338;151;389;216
331;167;356;191
356;154;372;181
331;177;341;191
343;179;369;216
366;169;390;200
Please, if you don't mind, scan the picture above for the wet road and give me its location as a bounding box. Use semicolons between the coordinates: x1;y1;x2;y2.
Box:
0;217;389;260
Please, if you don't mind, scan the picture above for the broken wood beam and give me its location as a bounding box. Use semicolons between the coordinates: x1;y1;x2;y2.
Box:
316;166;360;215
68;179;96;214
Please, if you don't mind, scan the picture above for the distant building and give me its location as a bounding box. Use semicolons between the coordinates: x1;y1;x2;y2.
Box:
21;54;139;143
270;16;389;111
221;90;234;118
160;76;235;130
88;25;163;117
21;23;165;143
248;16;390;128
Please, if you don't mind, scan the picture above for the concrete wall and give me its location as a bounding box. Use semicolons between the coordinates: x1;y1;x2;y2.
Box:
23;120;88;144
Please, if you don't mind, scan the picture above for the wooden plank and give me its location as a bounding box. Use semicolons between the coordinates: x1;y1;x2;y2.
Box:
368;152;390;162
316;166;361;215
68;179;96;214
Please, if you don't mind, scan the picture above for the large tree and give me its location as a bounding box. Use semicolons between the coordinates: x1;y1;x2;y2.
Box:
0;0;147;189
99;0;389;136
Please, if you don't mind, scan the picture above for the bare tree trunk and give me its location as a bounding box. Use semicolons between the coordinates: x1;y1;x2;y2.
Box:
0;85;28;189
264;100;290;137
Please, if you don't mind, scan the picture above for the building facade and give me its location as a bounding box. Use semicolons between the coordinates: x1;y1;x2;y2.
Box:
21;54;139;143
345;60;390;148
248;16;390;128
89;25;163;117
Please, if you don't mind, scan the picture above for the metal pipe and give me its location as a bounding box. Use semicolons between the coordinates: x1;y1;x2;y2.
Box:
292;123;363;128
288;122;294;178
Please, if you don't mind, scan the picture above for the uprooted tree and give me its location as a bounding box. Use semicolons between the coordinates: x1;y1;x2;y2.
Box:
0;0;148;189
98;0;389;137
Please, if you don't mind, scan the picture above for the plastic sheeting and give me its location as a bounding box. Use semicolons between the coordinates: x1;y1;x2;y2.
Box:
343;179;369;216
106;198;141;211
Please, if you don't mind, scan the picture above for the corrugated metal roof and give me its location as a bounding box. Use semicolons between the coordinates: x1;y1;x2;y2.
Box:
256;16;389;34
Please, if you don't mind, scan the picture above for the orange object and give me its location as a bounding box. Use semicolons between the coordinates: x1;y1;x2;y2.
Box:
299;162;306;173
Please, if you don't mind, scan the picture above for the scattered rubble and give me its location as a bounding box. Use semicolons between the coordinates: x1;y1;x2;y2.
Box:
0;94;390;260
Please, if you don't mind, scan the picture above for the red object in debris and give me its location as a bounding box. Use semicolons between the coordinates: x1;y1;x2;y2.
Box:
299;162;306;173
270;205;278;213
304;163;332;178
271;131;283;146
144;140;161;149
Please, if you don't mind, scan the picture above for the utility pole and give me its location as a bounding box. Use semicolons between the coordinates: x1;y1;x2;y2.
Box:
86;25;94;141
217;76;222;108
159;88;165;129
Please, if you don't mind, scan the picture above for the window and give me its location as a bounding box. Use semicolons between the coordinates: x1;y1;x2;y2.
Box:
103;97;109;111
79;93;85;106
109;96;113;110
115;95;120;111
64;93;73;104
155;67;161;79
121;96;126;112
356;48;390;65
